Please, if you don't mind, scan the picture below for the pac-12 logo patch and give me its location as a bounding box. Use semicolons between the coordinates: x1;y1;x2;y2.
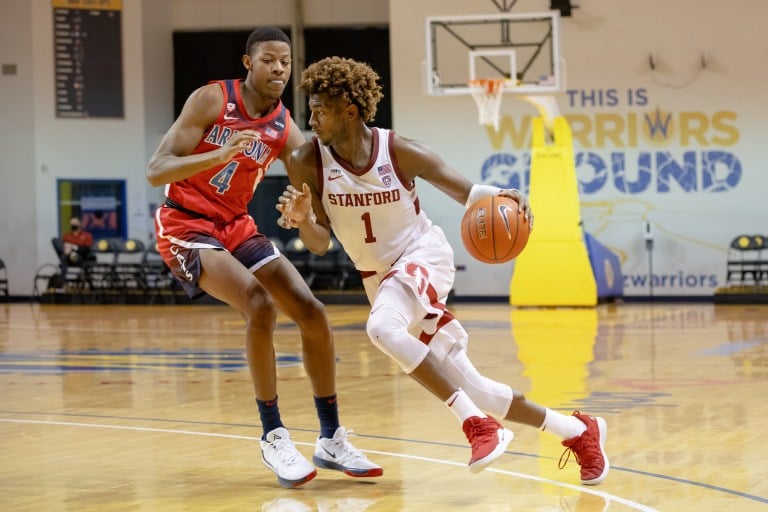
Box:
378;164;393;188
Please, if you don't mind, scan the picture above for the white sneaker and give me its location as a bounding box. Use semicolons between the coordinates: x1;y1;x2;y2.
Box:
260;427;317;488
313;426;383;477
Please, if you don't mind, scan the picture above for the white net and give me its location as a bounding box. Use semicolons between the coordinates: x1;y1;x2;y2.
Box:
469;79;507;130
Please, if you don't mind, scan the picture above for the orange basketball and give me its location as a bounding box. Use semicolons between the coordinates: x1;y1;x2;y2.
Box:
461;195;529;264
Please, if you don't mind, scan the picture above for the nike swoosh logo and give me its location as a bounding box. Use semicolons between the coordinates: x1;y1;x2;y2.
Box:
223;114;238;120
328;174;343;181
322;446;336;458
498;204;514;239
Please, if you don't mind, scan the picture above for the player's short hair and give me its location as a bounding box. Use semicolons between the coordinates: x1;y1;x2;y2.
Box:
245;27;291;55
299;57;383;123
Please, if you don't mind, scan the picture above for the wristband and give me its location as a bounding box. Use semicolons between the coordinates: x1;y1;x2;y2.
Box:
465;184;503;209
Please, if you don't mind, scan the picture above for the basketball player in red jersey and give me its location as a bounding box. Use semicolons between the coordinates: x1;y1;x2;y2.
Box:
277;57;609;484
146;29;381;488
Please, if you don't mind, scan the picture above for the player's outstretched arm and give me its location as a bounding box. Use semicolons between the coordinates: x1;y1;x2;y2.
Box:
392;134;533;227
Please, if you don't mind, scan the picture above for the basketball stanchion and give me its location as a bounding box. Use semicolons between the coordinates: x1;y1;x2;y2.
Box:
520;94;560;141
469;78;510;130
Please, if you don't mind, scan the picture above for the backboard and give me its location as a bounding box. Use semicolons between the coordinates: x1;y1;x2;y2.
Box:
424;11;563;96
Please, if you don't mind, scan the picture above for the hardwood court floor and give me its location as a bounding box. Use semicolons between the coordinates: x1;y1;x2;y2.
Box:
1;301;766;511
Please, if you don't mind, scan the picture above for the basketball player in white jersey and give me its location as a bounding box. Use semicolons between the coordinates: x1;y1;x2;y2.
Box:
277;57;608;483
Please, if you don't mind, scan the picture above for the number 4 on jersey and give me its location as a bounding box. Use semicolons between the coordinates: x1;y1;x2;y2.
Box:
209;161;238;194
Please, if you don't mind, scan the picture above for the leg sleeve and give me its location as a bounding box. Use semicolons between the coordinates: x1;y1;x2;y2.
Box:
442;344;514;418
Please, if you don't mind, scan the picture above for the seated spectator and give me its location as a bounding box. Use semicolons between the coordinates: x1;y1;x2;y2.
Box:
61;217;94;265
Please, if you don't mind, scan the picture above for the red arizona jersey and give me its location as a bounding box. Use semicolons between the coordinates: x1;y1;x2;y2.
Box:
164;79;290;223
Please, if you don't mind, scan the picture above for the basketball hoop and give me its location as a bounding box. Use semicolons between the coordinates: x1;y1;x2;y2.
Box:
469;78;508;130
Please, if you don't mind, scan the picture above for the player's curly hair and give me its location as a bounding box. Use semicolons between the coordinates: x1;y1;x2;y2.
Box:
298;57;383;123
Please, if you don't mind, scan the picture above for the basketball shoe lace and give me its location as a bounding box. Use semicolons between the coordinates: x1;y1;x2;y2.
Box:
322;429;365;465
463;416;506;463
269;434;304;465
558;412;602;474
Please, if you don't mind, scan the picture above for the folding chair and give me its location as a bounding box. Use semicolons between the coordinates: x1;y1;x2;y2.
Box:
337;249;363;290
82;238;120;303
284;236;312;282
0;258;9;301
32;263;62;302
51;237;91;297
306;237;343;289
110;239;147;302
141;242;178;304
725;234;761;286
753;234;768;285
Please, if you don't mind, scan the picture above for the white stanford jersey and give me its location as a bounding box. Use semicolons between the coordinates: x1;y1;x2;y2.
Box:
315;128;432;273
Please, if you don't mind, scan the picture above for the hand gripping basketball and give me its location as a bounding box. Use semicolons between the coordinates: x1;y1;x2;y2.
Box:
461;195;530;264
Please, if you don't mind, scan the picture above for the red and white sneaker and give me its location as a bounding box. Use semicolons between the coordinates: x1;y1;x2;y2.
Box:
462;415;514;473
313;426;383;478
559;411;609;485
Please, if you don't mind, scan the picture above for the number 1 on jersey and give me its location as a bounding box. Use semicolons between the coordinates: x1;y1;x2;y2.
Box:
361;211;376;243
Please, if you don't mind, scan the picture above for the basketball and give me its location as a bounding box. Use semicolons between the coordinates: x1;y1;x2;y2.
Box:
461;195;529;264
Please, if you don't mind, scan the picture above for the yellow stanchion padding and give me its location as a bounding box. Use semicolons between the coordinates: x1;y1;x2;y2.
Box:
511;116;596;306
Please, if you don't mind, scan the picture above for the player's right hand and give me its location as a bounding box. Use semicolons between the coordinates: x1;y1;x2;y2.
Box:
220;129;261;160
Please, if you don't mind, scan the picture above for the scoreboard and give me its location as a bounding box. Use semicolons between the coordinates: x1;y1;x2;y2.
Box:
53;0;123;118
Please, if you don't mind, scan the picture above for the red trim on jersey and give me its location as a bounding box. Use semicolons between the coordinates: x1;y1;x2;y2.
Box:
210;79;286;125
386;129;419;215
329;128;379;177
213;81;228;122
232;80;249;119
387;129;415;192
313;137;325;196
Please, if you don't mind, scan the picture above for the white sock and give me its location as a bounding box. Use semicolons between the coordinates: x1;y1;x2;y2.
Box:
540;408;586;440
446;388;486;423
